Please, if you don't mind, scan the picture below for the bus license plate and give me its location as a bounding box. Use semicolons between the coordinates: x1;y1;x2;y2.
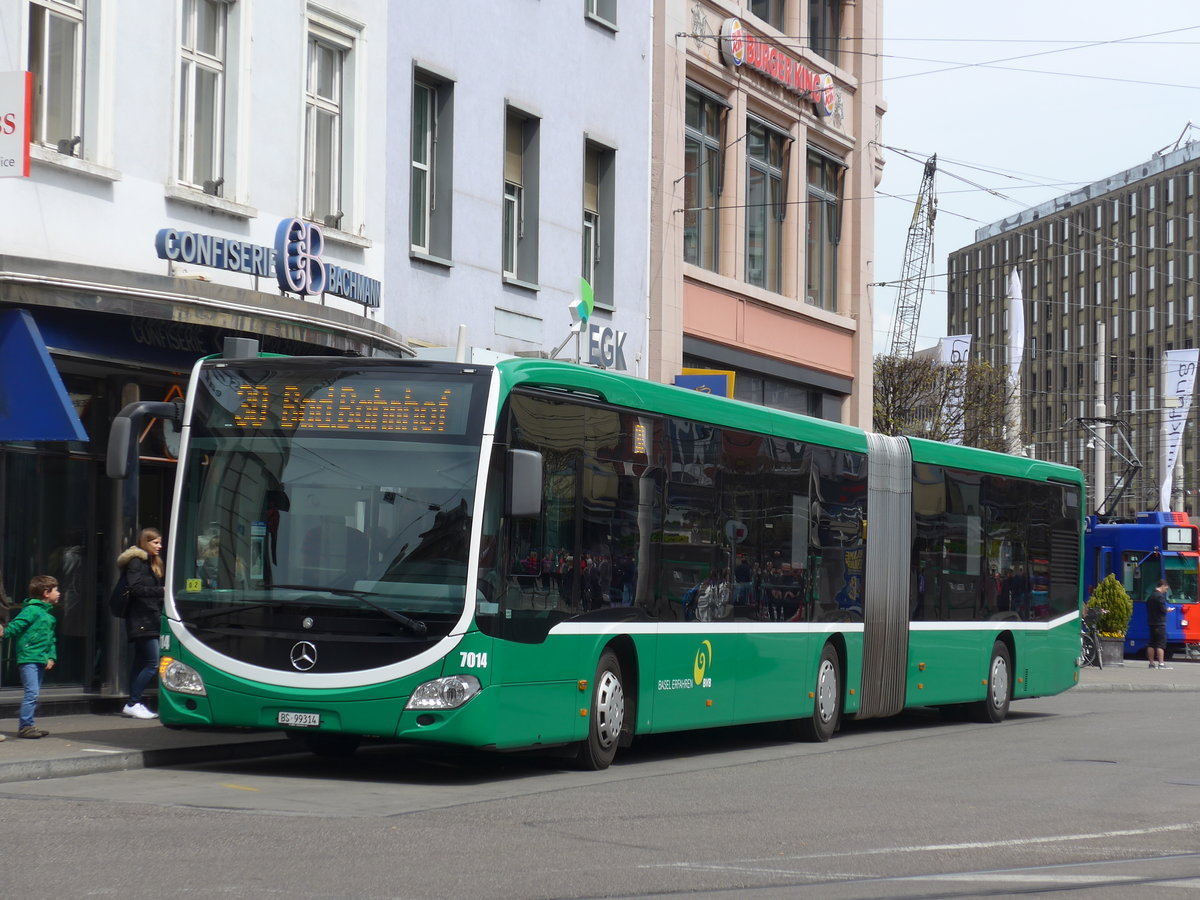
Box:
278;711;320;727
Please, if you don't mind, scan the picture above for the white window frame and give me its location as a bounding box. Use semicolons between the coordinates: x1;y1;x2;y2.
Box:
502;106;539;286
582;209;598;289
503;180;521;279
177;0;228;193
411;80;434;254
304;27;346;227
28;0;84;154
584;0;616;29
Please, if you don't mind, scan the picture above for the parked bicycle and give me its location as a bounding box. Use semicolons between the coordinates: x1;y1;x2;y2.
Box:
1079;606;1104;669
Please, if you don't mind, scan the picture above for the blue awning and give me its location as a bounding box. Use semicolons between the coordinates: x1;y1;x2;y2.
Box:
0;309;89;442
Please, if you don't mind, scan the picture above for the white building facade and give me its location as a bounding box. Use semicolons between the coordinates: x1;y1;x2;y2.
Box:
390;3;652;372
1;0;405;698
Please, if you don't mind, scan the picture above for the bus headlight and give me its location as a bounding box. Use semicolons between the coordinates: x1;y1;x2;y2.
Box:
160;658;207;696
406;674;481;710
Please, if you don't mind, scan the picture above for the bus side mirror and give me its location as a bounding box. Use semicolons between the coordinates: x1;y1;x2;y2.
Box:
107;400;184;480
107;416;134;479
507;449;543;518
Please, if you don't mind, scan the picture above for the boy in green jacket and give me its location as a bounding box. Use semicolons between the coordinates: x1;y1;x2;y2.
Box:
5;575;59;739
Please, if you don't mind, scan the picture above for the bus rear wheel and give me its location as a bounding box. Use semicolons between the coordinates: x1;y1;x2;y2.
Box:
971;641;1012;723
575;650;625;770
794;643;841;742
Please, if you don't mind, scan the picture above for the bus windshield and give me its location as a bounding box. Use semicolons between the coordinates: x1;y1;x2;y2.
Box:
168;361;488;671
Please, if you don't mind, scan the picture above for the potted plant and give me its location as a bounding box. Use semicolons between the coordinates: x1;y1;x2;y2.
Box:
1087;574;1133;666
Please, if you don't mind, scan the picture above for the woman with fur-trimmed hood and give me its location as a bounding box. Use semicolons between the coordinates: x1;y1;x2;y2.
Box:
116;527;165;720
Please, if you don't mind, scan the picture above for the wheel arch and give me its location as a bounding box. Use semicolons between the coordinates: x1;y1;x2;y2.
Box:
996;629;1017;678
602;634;639;745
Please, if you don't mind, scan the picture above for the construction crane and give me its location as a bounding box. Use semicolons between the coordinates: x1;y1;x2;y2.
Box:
888;154;938;358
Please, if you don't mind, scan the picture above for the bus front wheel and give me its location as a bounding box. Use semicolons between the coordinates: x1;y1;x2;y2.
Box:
793;643;841;742
971;641;1012;724
575;650;625;770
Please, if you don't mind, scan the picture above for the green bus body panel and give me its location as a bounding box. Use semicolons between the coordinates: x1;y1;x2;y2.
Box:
907;435;1084;487
904;620;1079;707
494;358;869;453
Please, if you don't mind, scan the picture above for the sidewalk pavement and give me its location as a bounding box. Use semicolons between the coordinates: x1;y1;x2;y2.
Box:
1073;653;1200;693
0;708;292;785
0;658;1196;786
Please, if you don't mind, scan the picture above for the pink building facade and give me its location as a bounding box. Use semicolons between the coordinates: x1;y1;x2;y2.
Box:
650;0;884;426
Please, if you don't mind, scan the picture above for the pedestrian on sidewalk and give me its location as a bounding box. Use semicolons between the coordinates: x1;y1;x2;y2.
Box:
1146;579;1177;669
117;528;165;720
4;575;60;739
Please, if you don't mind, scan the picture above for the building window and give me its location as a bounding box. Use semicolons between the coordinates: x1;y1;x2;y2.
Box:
582;141;615;307
28;0;84;154
177;0;227;193
809;0;841;65
684;85;726;271
584;0;616;28
304;24;350;228
806;146;843;310
411;72;454;260
746;118;789;293
503;108;540;284
749;0;784;30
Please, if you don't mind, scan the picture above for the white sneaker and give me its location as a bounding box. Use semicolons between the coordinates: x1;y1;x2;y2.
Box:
122;703;158;720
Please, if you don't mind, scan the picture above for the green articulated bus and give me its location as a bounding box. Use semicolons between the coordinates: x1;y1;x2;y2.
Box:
109;351;1085;768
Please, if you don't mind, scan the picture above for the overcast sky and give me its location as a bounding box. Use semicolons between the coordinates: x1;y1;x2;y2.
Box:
872;1;1200;354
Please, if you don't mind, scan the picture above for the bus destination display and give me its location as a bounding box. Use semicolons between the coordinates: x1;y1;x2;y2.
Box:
200;369;478;436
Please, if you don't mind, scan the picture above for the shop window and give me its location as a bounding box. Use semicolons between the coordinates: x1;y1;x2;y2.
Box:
503;107;540;286
177;0;228;194
582;141;615;308
806;146;843;310
683;84;726;272
746;117;789;293
411;71;454;261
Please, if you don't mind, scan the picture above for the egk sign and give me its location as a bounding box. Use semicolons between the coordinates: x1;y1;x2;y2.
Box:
719;18;836;117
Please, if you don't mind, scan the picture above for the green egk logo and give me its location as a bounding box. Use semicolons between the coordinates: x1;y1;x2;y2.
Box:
694;640;713;688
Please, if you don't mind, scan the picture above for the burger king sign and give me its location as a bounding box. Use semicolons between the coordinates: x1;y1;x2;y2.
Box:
719;18;836;118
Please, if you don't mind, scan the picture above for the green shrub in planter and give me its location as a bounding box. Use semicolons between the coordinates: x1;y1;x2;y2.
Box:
1087;573;1133;637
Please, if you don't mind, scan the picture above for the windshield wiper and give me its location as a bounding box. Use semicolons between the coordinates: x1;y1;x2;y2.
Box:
269;584;429;637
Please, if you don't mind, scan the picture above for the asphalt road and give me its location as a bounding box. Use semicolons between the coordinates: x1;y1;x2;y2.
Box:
3;686;1199;899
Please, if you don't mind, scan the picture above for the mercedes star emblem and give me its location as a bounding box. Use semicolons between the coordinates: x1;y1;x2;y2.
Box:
301;616;314;630
290;641;318;671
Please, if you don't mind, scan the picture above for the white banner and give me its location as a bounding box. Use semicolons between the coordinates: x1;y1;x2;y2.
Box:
1006;269;1025;454
1007;269;1024;384
0;72;31;178
1159;348;1199;511
938;334;972;366
938;334;972;445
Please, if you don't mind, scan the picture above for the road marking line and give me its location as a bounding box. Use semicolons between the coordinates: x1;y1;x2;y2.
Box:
642;823;1200;871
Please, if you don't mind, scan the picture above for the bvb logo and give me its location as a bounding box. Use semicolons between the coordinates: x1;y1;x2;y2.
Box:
693;640;713;686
